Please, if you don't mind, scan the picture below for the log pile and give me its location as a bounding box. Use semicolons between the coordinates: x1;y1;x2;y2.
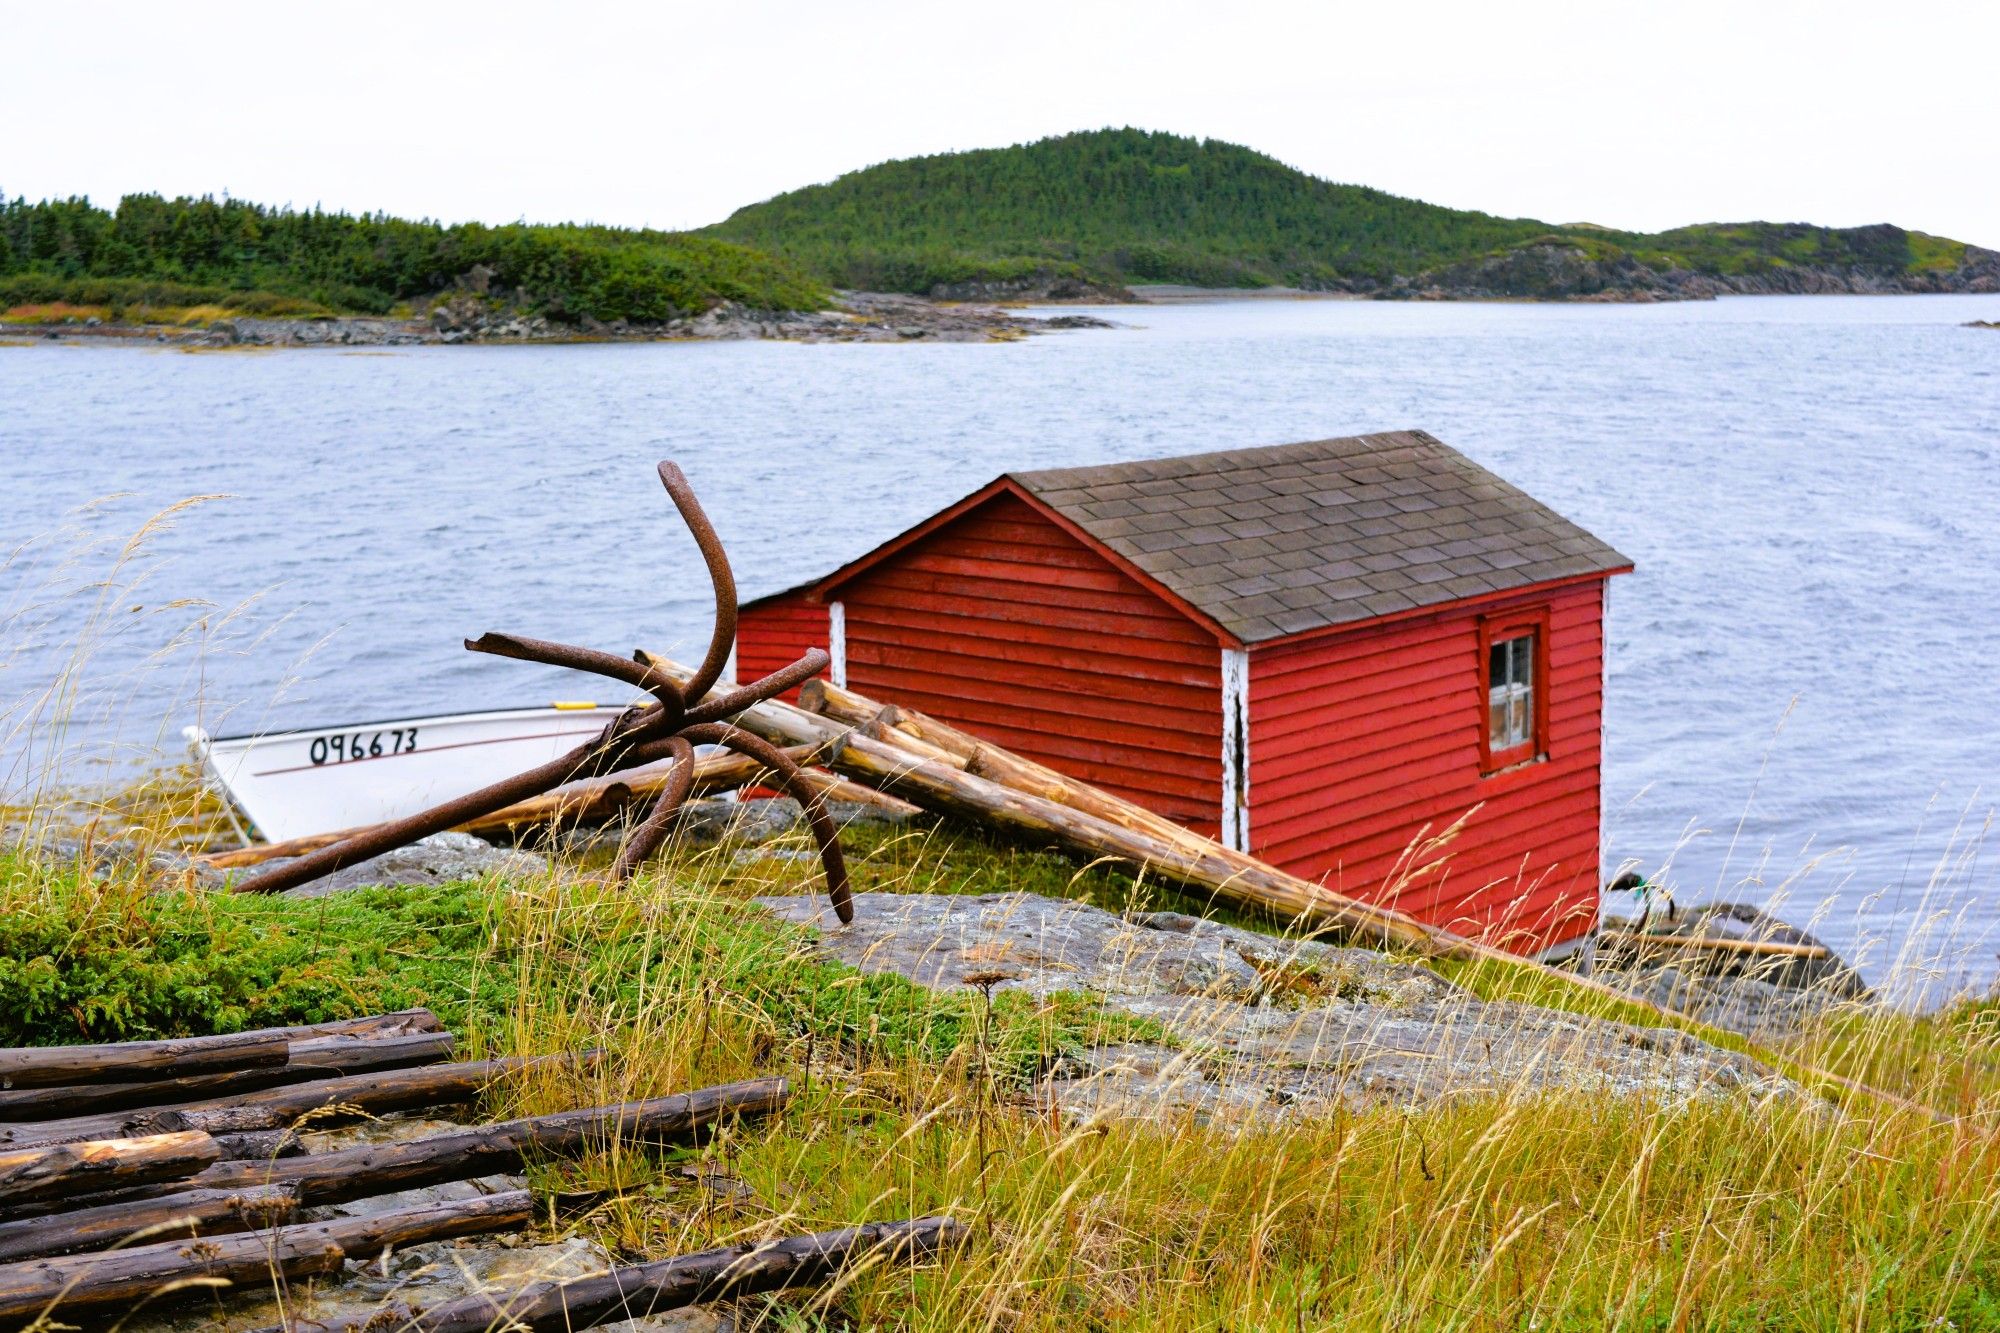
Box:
0;1012;962;1326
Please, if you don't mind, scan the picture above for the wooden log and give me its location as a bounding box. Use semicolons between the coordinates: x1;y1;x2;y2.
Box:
0;1031;287;1092
0;1183;299;1262
197;1077;788;1204
1;1055;574;1150
0;1009;443;1093
800;683;967;770
1602;931;1830;960
0;1132;303;1222
783;765;925;817
803;679;1247;866
275;1215;968;1333
828;729;1452;952
0;1031;456;1121
638;655;849;750
198;747;824;869
0;1190;530;1322
0;1129;219;1206
0;1232;347;1325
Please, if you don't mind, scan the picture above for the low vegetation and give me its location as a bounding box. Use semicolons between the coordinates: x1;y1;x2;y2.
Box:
0;194;829;325
2;803;1995;1329
704;127;1984;295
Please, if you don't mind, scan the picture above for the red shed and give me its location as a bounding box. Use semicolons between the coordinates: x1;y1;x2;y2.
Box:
737;431;1631;957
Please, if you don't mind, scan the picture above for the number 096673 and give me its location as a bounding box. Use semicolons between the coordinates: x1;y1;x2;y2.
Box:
309;729;419;765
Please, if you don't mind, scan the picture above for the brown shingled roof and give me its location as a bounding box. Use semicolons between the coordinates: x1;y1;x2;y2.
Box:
1008;430;1630;644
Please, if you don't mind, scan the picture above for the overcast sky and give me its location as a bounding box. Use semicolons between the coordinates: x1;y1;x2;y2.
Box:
8;0;1995;245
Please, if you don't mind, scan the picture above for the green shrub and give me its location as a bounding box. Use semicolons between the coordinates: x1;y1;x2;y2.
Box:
0;193;829;323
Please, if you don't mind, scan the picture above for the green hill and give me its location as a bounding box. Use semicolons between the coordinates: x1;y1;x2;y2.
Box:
0;193;828;323
702;127;1994;299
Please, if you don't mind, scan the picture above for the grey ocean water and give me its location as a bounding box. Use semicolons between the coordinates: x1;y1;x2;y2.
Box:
3;294;1997;994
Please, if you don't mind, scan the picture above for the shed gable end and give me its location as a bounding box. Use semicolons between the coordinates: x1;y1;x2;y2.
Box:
838;492;1227;833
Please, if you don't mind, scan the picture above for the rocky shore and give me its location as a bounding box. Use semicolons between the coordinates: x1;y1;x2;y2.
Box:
0;289;1112;350
1375;238;2000;302
759;890;1794;1120
966;241;2000;305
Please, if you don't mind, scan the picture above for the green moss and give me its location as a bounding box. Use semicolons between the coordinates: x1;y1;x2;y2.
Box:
0;846;1149;1084
1907;230;1969;272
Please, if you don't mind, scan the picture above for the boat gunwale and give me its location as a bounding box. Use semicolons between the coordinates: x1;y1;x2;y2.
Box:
200;702;622;747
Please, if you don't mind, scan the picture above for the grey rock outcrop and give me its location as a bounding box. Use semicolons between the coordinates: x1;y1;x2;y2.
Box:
239;831;547;897
1596;901;1869;1039
757;892;1792;1121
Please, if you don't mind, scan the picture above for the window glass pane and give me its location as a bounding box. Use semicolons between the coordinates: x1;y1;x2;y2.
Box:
1485;630;1540;761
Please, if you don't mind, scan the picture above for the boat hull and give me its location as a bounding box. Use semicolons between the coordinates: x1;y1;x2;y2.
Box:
185;704;649;843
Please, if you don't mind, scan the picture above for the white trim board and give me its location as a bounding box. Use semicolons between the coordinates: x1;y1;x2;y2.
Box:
827;600;847;688
1221;647;1250;852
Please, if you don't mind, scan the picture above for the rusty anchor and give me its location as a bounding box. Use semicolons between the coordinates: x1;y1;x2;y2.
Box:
237;461;852;921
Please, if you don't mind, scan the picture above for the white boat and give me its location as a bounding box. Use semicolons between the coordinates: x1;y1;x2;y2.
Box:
184;702;654;843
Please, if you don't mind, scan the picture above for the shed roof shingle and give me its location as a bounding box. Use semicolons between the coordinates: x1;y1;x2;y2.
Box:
1008;430;1630;643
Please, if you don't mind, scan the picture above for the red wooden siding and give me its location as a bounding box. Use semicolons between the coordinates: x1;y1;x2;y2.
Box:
837;493;1226;834
1246;580;1605;953
734;591;828;704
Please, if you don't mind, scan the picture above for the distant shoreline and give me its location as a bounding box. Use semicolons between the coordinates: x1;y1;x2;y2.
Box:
0;292;1115;351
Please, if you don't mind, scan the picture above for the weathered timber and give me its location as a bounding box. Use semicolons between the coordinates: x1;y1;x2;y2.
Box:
827;729;1451;952
785;764;926;816
803;678;1248;867
0;1190;530;1322
0;1233;346;1326
0;1129;220;1206
196;1077;789;1204
0;1010;442;1094
0;1031;456;1121
273;1215;968;1333
198;747;822;869
799;682;967;769
0;1031;288;1091
1602;931;1831;961
799;683;968;763
0;1183;299;1261
0;1132;305;1221
1;1055;572;1149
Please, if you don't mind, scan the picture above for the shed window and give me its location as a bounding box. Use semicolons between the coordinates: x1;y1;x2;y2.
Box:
1478;608;1550;773
1488;633;1535;752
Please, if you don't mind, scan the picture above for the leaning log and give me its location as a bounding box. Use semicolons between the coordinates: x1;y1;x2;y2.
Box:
0;1190;531;1322
0;1031;456;1121
0;1129;219;1206
2;1055;573;1149
804;679;1256;869
0;1183;299;1261
276;1215;968;1333
198;1077;789;1204
828;729;1452;952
